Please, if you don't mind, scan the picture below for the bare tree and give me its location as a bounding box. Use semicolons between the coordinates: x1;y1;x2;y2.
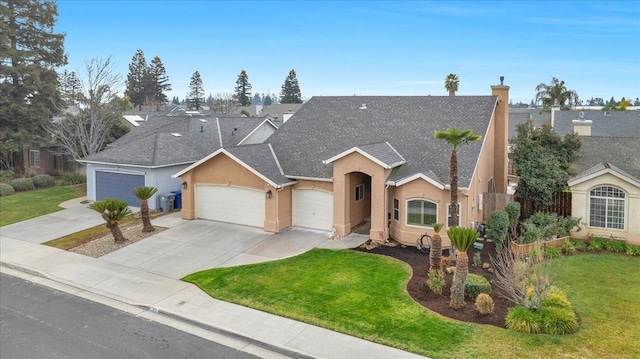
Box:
210;92;239;114
46;57;125;159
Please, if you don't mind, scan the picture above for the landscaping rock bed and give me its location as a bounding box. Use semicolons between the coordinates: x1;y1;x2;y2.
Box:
70;223;167;258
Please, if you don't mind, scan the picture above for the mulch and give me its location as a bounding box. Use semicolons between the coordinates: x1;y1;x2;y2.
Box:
354;239;510;328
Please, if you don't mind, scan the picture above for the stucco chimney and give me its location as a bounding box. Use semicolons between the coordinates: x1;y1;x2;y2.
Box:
572;119;592;136
491;77;509;193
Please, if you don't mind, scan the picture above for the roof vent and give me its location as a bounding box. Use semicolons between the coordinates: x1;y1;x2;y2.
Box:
171;133;182;137
199;119;207;123
359;104;367;110
579;111;585;119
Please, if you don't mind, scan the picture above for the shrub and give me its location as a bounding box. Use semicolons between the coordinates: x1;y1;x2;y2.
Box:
560;240;577;255
60;172;86;185
32;174;55;188
0;182;15;196
10;177;35;192
465;273;491;299
543;246;562;259
506;306;541;334
518;212;581;244
426;269;446;295
474;293;494;315
539;306;579;335
541;286;572;310
589;237;606;251
486;210;509;252
0;170;15;183
605;240;627;253
572;240;588;252
505;202;520;241
626;246;640;256
472;252;481;267
439;256;450;272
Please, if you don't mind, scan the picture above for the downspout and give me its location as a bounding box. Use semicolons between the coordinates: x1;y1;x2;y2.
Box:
385;184;390;240
276;187;283;233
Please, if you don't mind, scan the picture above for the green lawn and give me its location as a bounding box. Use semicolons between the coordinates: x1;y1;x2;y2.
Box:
0;186;78;226
184;250;640;359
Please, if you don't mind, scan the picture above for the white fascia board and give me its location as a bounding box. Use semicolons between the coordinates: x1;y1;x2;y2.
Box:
285;175;333;183
237;118;279;146
80;159;195;169
568;168;640;188
393;173;445;190
323;147;397;169
215;117;223;147
172;148;225;178
385;141;407;164
268;144;286;176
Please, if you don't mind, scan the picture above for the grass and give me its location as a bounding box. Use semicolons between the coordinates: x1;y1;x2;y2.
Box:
0;186;82;226
185;250;640;359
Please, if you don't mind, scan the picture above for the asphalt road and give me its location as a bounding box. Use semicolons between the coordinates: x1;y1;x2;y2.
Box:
0;273;259;359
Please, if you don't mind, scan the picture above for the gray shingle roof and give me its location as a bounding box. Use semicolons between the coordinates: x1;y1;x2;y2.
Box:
267;96;498;188
225;144;295;187
571;136;640;182
554;110;640;137
357;142;406;168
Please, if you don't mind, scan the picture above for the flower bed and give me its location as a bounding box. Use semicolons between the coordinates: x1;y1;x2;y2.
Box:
510;236;570;255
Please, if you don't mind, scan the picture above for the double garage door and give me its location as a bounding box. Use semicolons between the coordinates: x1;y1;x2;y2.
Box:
293;189;333;231
195;185;265;228
95;171;145;207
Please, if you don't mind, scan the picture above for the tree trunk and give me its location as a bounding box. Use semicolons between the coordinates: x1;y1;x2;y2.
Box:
107;222;128;243
449;149;459;227
140;199;155;232
449;251;468;309
430;233;442;271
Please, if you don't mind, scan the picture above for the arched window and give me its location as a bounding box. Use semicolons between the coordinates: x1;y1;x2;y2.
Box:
407;199;437;227
589;186;625;230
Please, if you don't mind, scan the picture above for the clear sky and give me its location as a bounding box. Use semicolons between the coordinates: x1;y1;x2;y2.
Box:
55;0;640;104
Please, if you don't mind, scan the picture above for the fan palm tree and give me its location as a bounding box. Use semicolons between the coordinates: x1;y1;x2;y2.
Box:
447;226;479;309
434;127;482;228
430;223;444;271
132;186;158;232
88;198;132;243
535;77;578;110
444;73;459;96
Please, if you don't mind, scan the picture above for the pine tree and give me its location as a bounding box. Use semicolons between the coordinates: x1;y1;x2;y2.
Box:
279;69;303;104
186;71;205;110
125;49;149;111
148;56;171;111
59;69;82;106
0;0;67;174
251;93;262;105
233;70;252;106
263;93;272;106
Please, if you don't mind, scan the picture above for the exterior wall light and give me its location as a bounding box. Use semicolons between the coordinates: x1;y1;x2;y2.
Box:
266;189;272;199
182;181;188;189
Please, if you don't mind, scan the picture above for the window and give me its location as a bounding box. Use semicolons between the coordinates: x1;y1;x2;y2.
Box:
29;149;40;168
355;183;365;201
393;198;399;221
589;186;625;230
406;199;437;227
446;202;461;227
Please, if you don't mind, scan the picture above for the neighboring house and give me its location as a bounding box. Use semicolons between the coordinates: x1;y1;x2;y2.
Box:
233;103;304;123
174;83;511;247
552;109;640;137
23;146;79;175
78;114;278;209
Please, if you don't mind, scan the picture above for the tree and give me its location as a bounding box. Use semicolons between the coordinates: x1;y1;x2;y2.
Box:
125;49;149;111
535;77;578;110
233;70;252;106
444;73;459;96
210;92;238;114
634;98;640;106
280;69;302;103
251;93;262;105
132;186;158;232
0;0;67;174
45;57;129;160
618;97;631;111
447;227;479;309
59;69;82;106
434;127;482;227
186;71;205;110
510;121;580;215
88;198;132;243
148;56;171;111
430;223;444;271
263;93;273;106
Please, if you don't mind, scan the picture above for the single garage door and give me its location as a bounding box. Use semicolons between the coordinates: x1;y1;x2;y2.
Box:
293;189;333;231
195;185;265;228
95;171;145;206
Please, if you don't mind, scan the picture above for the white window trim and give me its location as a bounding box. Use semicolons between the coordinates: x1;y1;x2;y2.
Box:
355;183;365;202
405;198;437;229
588;186;626;231
446;202;462;229
29;149;40;168
393;197;399;222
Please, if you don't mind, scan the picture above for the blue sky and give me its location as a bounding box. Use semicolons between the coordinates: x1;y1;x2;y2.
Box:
56;1;640;104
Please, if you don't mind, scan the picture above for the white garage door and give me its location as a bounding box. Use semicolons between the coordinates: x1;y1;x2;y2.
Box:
195;185;265;228
293;189;334;231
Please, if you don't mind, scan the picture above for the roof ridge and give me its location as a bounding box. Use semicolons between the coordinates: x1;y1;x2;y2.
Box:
151;132;160;166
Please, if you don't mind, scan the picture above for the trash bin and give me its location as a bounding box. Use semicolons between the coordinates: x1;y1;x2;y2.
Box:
171;190;182;209
159;193;175;212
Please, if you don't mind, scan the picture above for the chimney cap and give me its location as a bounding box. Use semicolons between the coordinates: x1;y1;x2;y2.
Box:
499;76;504;85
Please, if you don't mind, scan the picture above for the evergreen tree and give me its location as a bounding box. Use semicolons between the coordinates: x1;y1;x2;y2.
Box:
251;93;262;105
186;71;205;110
59;69;82;106
279;69;303;104
0;0;67;174
233;70;252;106
634;98;640;106
125;49;149;111
263;93;272;106
148;56;171;111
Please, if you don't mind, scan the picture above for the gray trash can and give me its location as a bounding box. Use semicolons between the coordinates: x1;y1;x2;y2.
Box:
159;193;175;212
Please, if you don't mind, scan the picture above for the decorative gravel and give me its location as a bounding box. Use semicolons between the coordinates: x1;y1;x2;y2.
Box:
70;224;167;258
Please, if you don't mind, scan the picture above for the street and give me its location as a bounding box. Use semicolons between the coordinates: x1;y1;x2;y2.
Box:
0;273;259;359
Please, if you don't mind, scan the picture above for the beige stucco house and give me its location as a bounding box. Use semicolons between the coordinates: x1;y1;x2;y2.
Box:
174;82;511;247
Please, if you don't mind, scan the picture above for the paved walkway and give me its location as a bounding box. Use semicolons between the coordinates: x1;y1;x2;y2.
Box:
0;198;427;359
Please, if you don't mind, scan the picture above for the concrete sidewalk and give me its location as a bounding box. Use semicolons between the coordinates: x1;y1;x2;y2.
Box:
0;199;427;359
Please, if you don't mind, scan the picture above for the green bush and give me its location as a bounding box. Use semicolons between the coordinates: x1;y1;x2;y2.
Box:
605;240;627;253
560;240;576;255
506;306;541;334
505;202;521;240
464;273;491;298
543;246;562;259
572;240;588;252
32;174;55;188
539;306;579;335
426;269;445;295
541;286;572;310
0;170;15;183
10;177;35;192
0;182;15;196
486;210;509;252
589;237;606;251
518;212;582;244
472;252;482;267
474;293;494;315
60;172;86;185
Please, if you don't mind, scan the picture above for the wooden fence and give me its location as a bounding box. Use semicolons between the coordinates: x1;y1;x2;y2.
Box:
517;192;572;219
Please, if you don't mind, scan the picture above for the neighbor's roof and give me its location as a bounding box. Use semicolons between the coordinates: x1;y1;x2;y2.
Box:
553;110;640;137
571;136;640;183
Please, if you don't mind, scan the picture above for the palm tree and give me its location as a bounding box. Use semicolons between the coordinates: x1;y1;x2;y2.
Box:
447;226;479;309
430;223;444;271
444;73;459;96
434;128;482;228
132;186;158;232
88;198;132;243
535;77;578;110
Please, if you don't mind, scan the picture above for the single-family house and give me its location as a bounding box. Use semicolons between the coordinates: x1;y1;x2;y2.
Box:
173;81;511;247
233;103;304;123
78;114;278;209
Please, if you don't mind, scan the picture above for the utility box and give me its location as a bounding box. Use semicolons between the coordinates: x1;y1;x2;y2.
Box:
159;193;175;212
171;190;182;209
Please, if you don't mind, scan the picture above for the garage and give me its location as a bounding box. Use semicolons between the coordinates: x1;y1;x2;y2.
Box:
95;171;145;206
195;185;265;227
293;189;334;231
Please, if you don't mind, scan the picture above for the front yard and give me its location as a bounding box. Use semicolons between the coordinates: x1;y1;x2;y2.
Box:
0;185;84;226
184;250;640;359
